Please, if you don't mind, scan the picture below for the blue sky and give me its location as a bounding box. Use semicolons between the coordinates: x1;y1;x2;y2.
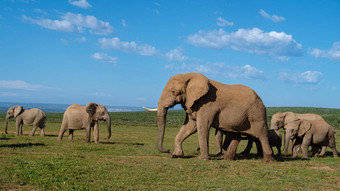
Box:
0;0;340;108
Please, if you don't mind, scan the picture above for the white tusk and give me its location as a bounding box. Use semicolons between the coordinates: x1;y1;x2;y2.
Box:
142;107;158;112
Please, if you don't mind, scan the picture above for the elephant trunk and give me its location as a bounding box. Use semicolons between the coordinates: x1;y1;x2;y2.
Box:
105;113;111;139
157;106;170;153
284;134;290;156
5;114;10;134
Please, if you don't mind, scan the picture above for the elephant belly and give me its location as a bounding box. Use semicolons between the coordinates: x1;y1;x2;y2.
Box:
218;113;250;133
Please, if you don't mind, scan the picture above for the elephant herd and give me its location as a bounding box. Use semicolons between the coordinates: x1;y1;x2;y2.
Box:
3;72;339;161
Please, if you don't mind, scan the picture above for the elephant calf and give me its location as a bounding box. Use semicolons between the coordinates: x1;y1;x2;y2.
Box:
57;102;111;143
285;119;338;159
5;106;46;136
221;129;282;156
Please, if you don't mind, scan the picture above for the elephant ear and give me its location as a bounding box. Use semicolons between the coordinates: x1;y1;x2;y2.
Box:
298;120;311;137
185;73;210;112
86;102;98;117
13;106;23;117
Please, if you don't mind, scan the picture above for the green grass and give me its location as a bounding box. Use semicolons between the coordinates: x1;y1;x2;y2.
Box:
0;107;339;190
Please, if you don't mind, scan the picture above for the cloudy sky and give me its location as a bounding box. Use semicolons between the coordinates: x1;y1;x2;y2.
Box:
0;0;339;108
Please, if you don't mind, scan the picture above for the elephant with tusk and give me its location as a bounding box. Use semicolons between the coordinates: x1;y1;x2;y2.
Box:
144;72;274;162
5;105;46;136
57;102;111;143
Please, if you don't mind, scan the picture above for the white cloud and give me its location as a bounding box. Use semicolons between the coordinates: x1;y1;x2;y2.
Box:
309;42;340;61
278;71;323;84
165;48;188;62
98;37;158;56
91;52;118;64
68;0;92;9
136;97;146;101
216;17;234;27
187;28;303;57
23;12;113;35
167;62;265;80
227;65;266;80
0;80;58;91
259;9;285;22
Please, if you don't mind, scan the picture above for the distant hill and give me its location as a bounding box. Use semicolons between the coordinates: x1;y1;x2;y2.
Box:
0;102;146;113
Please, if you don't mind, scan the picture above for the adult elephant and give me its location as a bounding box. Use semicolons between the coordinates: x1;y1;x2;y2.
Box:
57;102;111;143
271;112;326;156
5;106;46;136
284;119;338;159
145;73;273;161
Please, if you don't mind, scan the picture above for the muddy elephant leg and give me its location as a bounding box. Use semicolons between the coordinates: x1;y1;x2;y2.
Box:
57;122;68;141
30;126;39;136
241;138;253;155
68;129;74;141
223;133;241;160
197;119;211;160
172;118;197;157
93;122;99;144
215;129;223;156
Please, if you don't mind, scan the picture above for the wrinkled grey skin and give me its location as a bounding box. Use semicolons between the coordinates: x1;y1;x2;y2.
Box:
57;102;111;143
285;119;338;159
5;106;46;136
270;112;326;156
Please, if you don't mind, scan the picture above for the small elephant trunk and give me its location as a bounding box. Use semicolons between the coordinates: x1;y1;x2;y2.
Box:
157;107;170;153
284;135;290;156
4;114;9;134
105;114;111;139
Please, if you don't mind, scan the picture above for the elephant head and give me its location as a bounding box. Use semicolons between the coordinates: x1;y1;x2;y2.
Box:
157;73;209;153
285;119;311;141
86;102;111;139
5;106;23;134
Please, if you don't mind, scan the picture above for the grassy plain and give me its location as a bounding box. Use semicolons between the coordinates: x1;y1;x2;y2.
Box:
0;107;339;190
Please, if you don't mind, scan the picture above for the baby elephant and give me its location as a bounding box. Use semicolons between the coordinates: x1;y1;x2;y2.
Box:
57;102;111;143
5;106;46;136
285;119;338;159
237;129;282;156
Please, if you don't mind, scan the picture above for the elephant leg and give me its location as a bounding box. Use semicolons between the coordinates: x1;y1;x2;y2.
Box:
85;127;91;143
330;146;339;158
15;122;20;136
215;129;223;156
57;122;68;141
301;135;311;159
241;138;253;155
318;146;327;157
172;119;197;157
19;123;24;135
30;126;39;136
68;129;74;141
222;133;232;151
40;127;45;136
251;122;274;162
311;145;321;157
197;119;211;160
223;133;241;160
94;122;99;144
277;145;281;156
255;139;263;156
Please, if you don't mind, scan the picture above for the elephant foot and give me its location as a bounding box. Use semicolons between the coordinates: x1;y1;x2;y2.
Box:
262;154;274;162
172;149;184;157
5;132;8;134
95;141;100;144
223;152;235;160
198;154;209;160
